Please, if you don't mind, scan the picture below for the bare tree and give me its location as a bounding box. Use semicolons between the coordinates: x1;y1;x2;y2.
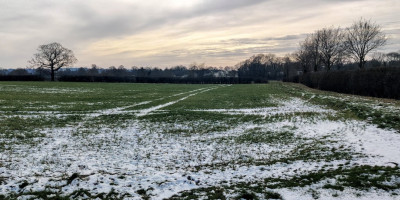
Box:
298;32;322;72
296;41;313;73
371;52;387;66
309;32;322;72
283;53;298;79
318;27;345;71
88;64;100;76
344;19;387;69
9;68;30;76
29;42;77;81
386;52;400;62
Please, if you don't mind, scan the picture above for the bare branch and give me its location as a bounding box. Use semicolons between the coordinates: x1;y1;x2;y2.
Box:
344;19;387;69
28;42;77;81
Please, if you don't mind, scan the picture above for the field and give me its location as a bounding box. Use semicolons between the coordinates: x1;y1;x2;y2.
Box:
0;81;400;200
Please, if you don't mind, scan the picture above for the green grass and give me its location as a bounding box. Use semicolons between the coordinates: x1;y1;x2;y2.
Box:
282;82;400;131
0;82;206;112
166;84;283;110
263;165;400;191
235;129;296;144
169;165;400;200
1;81;400;199
0;82;209;144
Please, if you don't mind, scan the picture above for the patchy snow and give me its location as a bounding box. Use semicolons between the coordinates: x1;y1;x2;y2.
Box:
136;86;220;117
191;98;332;117
88;101;152;117
0;88;399;199
0;85;96;94
277;187;400;200
344;123;400;165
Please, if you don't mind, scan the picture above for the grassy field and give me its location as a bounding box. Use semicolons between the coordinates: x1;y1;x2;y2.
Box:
0;81;399;199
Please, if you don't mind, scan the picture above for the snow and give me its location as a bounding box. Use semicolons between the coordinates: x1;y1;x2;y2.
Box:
277;187;399;200
0;86;399;199
191;97;330;117
344;123;400;164
136;86;219;117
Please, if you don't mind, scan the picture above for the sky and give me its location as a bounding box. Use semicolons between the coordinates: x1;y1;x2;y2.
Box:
0;0;399;68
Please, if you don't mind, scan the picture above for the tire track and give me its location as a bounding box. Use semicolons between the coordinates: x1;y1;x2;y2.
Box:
136;86;223;117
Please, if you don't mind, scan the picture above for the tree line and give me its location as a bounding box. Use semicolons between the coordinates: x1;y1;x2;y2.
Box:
57;64;240;84
1;63;243;83
285;19;400;99
1;18;399;83
296;18;387;73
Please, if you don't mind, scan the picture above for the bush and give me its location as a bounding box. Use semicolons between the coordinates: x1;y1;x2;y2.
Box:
0;75;45;81
58;75;136;83
58;75;247;84
288;67;400;100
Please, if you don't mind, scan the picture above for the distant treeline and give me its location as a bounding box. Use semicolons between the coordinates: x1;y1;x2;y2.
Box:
58;65;245;84
59;76;243;84
1;50;399;84
0;53;302;83
285;67;400;100
282;18;400;99
1;18;400;100
0;63;271;84
0;75;44;81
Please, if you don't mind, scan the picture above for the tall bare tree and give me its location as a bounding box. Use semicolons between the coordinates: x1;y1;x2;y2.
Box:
283;53;298;79
29;42;77;81
344;19;387;69
296;41;313;73
310;32;322;72
298;32;322;72
371;52;387;66
296;31;321;73
386;52;400;62
318;27;345;71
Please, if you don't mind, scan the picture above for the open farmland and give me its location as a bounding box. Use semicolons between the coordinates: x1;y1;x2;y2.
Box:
0;82;400;200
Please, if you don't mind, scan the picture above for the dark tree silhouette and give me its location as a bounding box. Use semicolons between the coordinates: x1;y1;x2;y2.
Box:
236;54;286;82
344;19;387;69
387;52;400;62
296;42;313;73
297;32;322;72
29;42;77;81
88;64;100;76
8;68;30;76
318;27;345;71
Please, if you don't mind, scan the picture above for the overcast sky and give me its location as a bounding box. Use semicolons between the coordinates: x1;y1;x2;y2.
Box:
0;0;399;68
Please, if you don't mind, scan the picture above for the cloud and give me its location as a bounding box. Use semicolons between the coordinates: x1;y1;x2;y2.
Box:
220;34;307;46
0;0;399;68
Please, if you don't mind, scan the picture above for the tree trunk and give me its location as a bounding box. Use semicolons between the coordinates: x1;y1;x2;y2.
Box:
314;60;318;72
51;67;55;81
359;58;364;69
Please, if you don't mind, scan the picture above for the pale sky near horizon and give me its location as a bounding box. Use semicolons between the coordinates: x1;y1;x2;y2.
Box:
0;0;399;68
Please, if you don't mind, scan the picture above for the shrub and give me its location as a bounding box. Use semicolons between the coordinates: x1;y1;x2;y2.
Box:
288;67;400;99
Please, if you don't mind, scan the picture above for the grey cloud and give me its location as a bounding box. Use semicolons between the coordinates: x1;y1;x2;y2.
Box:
219;33;307;46
66;0;268;40
0;0;268;41
0;0;364;41
135;44;298;67
0;0;399;68
195;0;268;14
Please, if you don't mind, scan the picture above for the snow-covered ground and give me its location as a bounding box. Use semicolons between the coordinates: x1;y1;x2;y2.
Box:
0;84;399;199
